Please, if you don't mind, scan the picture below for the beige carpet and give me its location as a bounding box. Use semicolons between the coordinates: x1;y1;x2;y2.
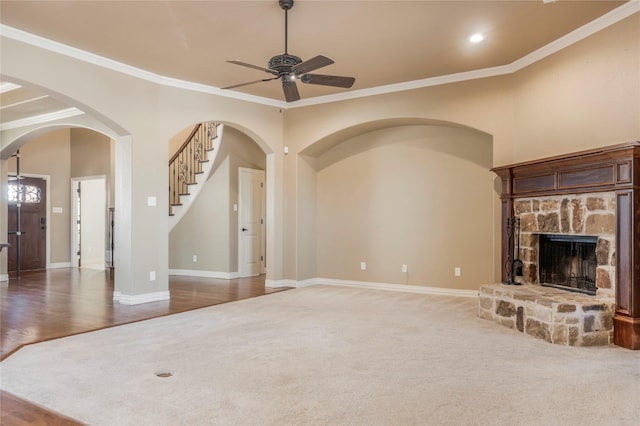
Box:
1;285;639;425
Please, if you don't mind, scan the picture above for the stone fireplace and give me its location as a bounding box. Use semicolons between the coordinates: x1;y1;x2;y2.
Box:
481;142;640;349
513;192;615;301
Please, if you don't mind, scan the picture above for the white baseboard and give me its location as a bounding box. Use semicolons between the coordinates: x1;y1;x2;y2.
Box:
169;269;238;280
295;278;317;288
170;272;477;297
265;279;297;288
0;274;8;282
296;277;479;298
115;291;170;305
49;262;72;269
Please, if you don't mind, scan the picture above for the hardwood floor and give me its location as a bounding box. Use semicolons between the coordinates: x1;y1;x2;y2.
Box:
0;268;289;425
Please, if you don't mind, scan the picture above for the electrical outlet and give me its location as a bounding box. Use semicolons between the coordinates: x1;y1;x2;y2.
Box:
360;262;366;270
193;255;197;262
455;267;461;277
402;264;408;273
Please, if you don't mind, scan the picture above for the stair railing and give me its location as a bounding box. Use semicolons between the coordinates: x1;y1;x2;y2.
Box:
169;122;218;215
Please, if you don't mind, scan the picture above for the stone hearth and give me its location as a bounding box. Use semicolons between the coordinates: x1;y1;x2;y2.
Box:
479;284;614;346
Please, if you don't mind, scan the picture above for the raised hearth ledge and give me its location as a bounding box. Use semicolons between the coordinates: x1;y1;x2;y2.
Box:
479;284;614;346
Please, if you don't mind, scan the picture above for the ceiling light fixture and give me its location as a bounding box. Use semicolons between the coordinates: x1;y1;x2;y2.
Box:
470;33;484;43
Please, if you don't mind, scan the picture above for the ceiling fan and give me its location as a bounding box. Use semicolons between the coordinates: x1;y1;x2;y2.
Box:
222;0;355;102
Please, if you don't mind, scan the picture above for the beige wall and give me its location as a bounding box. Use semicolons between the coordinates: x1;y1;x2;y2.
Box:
313;125;494;288
282;13;639;287
169;126;266;273
70;128;115;207
511;13;640;163
170;156;231;272
1;12;638;292
168;126;197;158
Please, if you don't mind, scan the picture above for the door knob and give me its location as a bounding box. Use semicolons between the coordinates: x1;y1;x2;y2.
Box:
242;228;248;232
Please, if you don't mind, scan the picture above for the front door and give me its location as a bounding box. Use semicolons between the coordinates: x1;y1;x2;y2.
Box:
7;176;47;272
238;168;264;277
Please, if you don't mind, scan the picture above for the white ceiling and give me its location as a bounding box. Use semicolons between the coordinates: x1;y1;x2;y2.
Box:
0;0;635;133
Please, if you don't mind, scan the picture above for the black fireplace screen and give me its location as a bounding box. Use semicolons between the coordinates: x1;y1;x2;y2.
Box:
538;234;598;295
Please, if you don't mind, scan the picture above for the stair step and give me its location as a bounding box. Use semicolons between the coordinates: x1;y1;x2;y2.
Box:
171;203;183;207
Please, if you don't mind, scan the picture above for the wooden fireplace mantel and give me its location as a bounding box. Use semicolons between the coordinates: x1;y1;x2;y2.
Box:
492;142;640;349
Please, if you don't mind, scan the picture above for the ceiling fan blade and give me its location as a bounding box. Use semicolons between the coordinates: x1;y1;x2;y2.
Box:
282;79;300;102
221;76;279;90
292;55;334;74
227;60;277;75
301;74;355;88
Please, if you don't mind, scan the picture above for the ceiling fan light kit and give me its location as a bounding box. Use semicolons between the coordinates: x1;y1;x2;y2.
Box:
222;0;356;102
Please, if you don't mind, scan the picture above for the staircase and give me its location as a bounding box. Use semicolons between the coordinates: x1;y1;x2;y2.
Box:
169;122;223;230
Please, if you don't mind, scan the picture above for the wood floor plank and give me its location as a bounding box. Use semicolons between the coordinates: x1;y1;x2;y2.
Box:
0;268;289;425
0;391;83;426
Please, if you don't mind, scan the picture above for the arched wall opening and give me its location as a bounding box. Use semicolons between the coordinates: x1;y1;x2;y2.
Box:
0;79;130;290
167;122;269;279
2;126;114;274
1;56;286;296
295;118;498;291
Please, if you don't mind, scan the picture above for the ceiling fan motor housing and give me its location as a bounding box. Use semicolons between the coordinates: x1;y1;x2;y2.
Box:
269;54;302;74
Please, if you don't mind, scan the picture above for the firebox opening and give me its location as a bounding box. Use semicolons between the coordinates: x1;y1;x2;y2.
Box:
538;234;598;296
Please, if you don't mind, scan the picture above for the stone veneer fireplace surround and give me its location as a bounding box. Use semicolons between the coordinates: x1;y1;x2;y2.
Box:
513;192;615;299
490;142;640;349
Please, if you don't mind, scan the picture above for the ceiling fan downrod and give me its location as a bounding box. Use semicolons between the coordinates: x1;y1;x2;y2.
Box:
269;0;301;72
279;0;294;54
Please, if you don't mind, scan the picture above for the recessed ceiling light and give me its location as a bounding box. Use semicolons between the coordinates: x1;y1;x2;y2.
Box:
470;33;484;43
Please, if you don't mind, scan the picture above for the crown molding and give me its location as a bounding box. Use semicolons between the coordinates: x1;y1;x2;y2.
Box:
1;1;637;110
509;0;640;73
290;1;640;108
0;107;84;131
0;25;284;108
289;64;515;108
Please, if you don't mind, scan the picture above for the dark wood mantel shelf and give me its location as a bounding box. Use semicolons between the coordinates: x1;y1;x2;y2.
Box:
492;142;640;350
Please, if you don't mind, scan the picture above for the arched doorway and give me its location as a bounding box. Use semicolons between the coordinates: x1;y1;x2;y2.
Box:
168;123;268;280
0;80;128;286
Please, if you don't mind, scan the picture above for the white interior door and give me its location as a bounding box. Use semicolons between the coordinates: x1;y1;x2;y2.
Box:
72;177;106;269
238;168;264;277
